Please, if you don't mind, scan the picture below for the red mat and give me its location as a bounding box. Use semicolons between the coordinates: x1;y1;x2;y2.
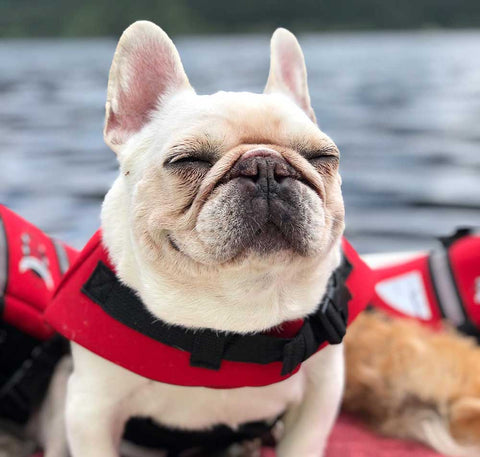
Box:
32;414;443;457
261;414;443;457
326;414;442;456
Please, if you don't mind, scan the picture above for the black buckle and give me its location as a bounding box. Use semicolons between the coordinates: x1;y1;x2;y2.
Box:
438;227;473;249
314;264;351;345
317;297;347;344
281;321;316;375
281;256;352;374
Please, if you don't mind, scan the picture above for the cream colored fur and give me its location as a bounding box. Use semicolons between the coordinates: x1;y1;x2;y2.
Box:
60;21;347;457
101;90;342;333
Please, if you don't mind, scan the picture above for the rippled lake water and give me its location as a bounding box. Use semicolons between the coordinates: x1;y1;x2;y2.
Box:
0;32;479;253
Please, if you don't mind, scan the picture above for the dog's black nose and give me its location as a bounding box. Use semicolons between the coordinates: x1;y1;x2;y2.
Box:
229;149;298;189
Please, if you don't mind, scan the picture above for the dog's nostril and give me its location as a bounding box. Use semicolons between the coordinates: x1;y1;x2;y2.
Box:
238;160;260;179
274;161;293;181
233;152;296;185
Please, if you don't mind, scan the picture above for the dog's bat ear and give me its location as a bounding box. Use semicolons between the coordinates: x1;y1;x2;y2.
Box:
104;21;193;153
264;28;316;124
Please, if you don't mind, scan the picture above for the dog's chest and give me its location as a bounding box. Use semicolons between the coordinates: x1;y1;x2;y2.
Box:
127;370;306;430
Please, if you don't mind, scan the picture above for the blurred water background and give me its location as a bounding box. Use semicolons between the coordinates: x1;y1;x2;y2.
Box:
0;31;480;253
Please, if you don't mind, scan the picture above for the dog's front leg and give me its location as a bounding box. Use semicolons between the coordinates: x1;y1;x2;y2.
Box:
36;356;72;457
65;344;137;457
276;344;344;457
66;372;125;457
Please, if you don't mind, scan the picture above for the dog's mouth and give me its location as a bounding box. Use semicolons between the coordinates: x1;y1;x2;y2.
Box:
161;149;333;264
167;183;326;264
166;223;295;266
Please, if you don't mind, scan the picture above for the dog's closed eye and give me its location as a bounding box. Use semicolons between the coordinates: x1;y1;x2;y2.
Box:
165;154;213;167
304;148;339;174
164;137;221;169
308;154;339;166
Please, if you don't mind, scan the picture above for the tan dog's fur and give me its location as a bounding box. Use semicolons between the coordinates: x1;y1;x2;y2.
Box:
344;311;480;456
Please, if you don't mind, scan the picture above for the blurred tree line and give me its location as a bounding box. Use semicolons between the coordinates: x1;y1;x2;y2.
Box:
2;0;480;37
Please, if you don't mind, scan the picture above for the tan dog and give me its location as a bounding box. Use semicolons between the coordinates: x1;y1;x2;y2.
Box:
62;21;346;457
344;310;480;457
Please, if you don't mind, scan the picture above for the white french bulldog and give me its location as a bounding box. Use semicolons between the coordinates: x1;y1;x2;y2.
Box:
64;21;346;457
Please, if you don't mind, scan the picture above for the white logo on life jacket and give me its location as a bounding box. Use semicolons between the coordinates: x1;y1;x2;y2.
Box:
375;271;432;320
18;232;54;290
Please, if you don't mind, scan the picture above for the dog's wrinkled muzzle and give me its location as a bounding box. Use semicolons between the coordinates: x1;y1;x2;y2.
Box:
225;148;301;197
192;147;326;260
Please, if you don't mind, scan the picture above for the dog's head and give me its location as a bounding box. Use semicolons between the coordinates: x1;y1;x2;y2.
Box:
101;21;345;332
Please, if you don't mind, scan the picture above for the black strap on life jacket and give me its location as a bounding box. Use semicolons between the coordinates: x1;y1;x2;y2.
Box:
123;416;278;457
82;254;352;376
0;211;70;425
0;323;69;424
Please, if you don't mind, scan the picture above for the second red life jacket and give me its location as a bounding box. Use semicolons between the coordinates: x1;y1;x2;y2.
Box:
370;228;480;338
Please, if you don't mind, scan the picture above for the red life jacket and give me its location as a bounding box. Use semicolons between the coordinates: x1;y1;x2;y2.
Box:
0;205;76;423
0;204;373;390
370;228;480;337
44;231;373;389
0;205;77;340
